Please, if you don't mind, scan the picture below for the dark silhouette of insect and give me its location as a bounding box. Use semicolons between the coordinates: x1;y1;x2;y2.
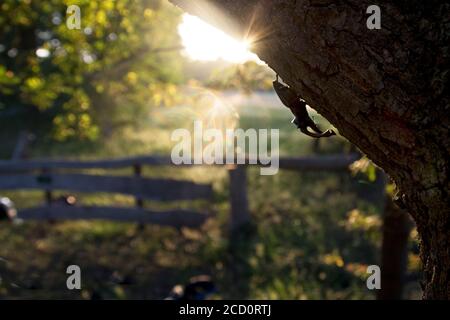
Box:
273;75;335;138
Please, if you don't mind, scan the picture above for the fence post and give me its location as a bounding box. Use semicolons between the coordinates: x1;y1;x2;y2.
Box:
377;197;413;300
228;165;250;231
133;163;143;208
42;168;53;206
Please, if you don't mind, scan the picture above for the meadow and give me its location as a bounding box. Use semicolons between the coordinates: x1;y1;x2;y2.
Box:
0;102;421;299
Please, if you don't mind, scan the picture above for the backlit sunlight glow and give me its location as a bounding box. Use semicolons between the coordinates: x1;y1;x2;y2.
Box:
178;14;260;64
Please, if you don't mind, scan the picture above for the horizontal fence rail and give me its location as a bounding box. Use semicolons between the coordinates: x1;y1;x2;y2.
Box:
18;206;209;228
277;154;359;171
0;153;360;229
0;174;213;201
0;156;173;172
0;154;359;172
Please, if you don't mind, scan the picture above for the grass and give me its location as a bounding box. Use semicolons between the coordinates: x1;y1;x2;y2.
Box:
0;102;421;299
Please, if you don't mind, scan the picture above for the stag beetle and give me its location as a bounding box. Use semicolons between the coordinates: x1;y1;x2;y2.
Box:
273;75;335;138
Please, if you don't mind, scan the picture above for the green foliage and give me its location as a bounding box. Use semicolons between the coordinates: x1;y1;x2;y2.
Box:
350;157;377;182
0;0;182;141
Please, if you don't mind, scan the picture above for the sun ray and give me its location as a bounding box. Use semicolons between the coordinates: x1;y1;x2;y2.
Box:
178;14;261;64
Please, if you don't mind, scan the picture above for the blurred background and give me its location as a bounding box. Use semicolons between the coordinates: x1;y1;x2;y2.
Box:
0;0;421;299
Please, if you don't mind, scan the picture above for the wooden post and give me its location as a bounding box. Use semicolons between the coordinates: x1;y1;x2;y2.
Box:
42;168;52;206
133;163;144;208
377;198;413;300
228;165;250;231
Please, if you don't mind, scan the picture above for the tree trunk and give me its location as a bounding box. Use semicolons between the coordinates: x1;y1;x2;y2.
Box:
170;0;450;299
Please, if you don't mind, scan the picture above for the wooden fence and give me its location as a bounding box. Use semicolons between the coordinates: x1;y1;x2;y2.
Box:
0;153;414;299
0;154;359;230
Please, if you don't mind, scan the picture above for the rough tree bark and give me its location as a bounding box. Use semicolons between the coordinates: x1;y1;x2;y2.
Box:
169;0;449;299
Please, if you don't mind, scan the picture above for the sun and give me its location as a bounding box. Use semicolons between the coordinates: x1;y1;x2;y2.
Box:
178;14;260;64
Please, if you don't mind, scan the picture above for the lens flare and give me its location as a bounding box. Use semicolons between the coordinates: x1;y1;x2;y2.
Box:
178;14;260;64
